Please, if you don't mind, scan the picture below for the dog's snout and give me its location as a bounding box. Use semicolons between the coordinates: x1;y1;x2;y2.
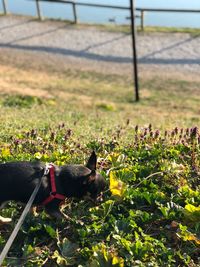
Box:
96;192;104;202
84;191;104;204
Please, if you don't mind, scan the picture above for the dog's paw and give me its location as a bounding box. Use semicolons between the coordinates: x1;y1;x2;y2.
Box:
0;215;12;224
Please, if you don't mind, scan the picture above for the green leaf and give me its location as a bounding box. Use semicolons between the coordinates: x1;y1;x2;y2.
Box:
60;238;79;258
44;224;56;238
183;204;200;222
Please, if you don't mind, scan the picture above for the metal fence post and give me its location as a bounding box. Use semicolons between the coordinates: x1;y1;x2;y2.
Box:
141;10;144;30
36;0;43;20
130;0;139;101
2;0;8;15
72;3;78;23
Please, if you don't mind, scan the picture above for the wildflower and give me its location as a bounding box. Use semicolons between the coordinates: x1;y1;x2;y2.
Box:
190;127;198;139
50;132;55;141
154;130;160;138
66;129;72;137
31;129;37;138
171;130;175;137
144;128;148;136
58;123;65;129
14;139;21;145
174;127;178;135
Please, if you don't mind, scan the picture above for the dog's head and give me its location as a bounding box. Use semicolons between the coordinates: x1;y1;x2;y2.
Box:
59;151;106;201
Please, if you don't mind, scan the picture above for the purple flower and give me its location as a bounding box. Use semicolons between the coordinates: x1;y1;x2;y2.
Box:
144;129;148;136
154;130;160;138
171;131;175;137
14;139;21;145
50;132;55;141
66;129;72;137
174;127;178;135
190;127;198;138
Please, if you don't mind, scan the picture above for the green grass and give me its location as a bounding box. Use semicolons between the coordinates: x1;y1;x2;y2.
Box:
0;55;200;266
0;61;200;143
0;122;200;266
137;26;200;36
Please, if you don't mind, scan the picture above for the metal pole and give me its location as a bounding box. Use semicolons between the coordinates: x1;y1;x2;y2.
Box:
130;0;139;101
36;0;43;20
141;10;144;31
2;0;8;15
72;3;78;23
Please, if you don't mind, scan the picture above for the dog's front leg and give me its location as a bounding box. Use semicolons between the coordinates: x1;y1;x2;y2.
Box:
45;200;83;225
44;200;70;220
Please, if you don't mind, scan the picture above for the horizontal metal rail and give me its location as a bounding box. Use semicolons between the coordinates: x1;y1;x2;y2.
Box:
32;1;200;13
136;7;200;13
29;0;130;10
60;1;130;10
135;7;200;30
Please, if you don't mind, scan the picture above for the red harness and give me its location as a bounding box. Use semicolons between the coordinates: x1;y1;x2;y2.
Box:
42;164;66;206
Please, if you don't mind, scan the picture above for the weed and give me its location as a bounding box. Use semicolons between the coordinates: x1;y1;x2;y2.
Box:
2;95;43;108
0;125;200;266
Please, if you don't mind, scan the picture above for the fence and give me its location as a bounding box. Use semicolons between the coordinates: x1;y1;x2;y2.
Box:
1;0;200;101
136;8;200;30
1;1;200;30
33;0;132;24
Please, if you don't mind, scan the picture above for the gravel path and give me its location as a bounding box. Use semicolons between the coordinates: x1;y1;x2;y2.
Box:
0;15;200;76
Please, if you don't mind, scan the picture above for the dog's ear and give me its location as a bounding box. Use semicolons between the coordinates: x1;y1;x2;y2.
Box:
83;170;96;185
86;151;97;171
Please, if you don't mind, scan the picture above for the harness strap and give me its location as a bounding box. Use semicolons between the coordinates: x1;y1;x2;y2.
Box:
41;164;65;206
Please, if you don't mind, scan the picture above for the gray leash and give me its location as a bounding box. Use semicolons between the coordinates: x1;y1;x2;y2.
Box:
0;165;49;266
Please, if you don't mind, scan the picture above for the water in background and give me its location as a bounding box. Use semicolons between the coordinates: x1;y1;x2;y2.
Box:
0;0;199;28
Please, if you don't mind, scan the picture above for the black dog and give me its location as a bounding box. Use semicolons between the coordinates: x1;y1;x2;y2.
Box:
0;151;106;223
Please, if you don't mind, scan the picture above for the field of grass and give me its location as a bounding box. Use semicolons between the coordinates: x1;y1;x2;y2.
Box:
0;60;200;140
0;57;200;266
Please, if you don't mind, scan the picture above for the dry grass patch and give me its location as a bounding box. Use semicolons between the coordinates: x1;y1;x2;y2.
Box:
0;58;200;141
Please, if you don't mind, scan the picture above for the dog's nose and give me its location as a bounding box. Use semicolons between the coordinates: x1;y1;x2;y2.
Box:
84;192;104;204
96;192;104;202
84;193;95;203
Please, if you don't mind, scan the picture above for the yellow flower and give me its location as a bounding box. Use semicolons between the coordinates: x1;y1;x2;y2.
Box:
109;171;126;198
